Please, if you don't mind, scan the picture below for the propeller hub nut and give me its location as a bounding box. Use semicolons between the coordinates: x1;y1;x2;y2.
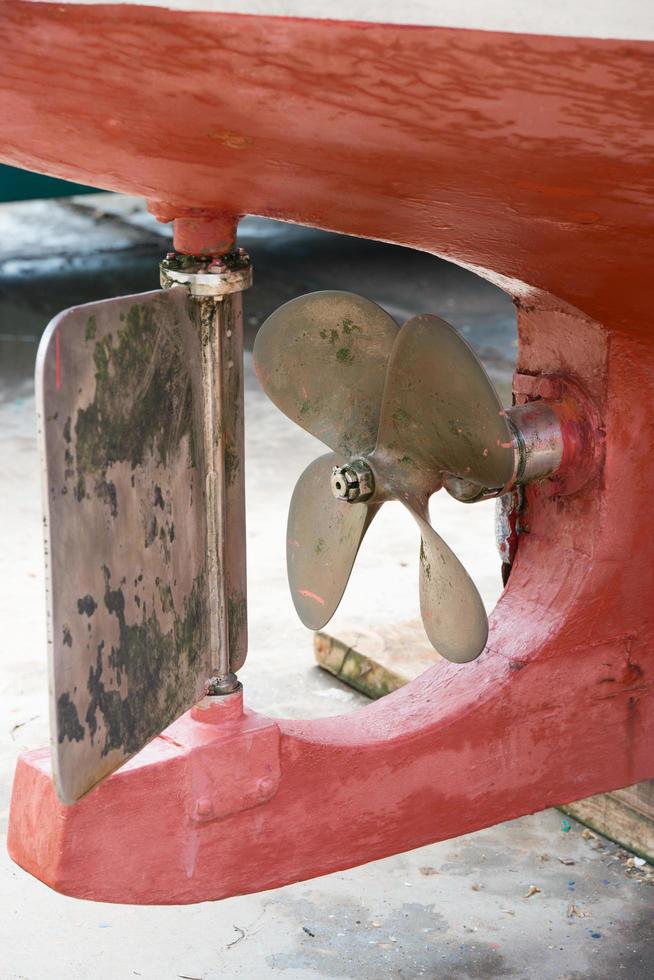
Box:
330;460;375;502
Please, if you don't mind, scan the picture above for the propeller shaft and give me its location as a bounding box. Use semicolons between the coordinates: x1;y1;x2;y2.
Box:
444;399;565;502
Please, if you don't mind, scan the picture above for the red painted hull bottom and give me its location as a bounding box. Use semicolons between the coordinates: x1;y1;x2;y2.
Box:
8;305;654;904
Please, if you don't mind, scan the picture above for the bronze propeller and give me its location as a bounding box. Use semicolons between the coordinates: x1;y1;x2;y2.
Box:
254;290;516;664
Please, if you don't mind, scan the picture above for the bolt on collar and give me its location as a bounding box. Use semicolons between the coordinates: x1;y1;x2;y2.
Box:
160;248;252;297
331;459;375;502
204;671;241;696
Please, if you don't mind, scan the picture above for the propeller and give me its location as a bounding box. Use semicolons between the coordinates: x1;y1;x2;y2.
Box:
253;290;516;663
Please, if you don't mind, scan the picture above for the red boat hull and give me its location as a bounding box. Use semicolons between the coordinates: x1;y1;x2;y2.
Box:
0;3;652;332
3;4;654;902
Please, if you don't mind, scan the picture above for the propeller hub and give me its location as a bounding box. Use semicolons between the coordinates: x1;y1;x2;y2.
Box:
330;459;375;502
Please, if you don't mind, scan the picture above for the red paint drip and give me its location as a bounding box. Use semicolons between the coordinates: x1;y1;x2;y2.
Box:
298;589;325;605
55;329;61;390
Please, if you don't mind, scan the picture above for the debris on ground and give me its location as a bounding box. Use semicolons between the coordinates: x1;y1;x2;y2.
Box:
226;926;246;949
525;885;542;898
600;846;654;883
567;904;589;918
9;715;39;739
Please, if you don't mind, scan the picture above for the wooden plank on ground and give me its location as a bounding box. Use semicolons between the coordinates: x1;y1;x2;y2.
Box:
562;786;654;862
314;620;442;700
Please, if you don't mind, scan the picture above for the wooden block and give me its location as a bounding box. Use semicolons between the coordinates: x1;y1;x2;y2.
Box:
314;619;442;700
562;784;654;863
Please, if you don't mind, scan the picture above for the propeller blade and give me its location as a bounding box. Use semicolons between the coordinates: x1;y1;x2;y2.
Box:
404;499;488;663
374;315;515;495
287;452;379;629
254;291;398;457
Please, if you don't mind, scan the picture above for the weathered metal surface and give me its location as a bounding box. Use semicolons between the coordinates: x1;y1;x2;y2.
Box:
286;453;378;630
374;313;516;499
506;401;564;484
443;399;572;503
192;291;248;679
254;293;514;663
512;372;602;500
252;291;398;457
160;252;250;684
495;489;522;580
37;288;227;803
160;249;252;297
408;498;488;664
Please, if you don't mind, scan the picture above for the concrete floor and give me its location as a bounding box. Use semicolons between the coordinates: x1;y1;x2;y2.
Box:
0;196;652;979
